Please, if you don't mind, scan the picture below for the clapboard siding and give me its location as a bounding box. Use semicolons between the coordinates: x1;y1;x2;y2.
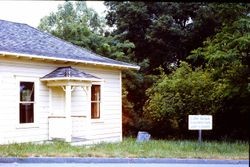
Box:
51;87;65;116
0;57;122;144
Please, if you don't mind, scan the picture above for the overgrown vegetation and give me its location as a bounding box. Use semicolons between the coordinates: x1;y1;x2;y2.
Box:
38;2;250;140
104;2;250;140
144;17;250;139
0;139;248;159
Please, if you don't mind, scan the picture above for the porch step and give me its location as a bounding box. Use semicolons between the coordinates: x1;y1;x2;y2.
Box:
70;137;95;146
71;137;88;142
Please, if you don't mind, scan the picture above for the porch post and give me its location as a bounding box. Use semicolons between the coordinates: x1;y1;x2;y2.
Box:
65;85;72;142
85;85;92;139
48;87;52;140
49;88;52;115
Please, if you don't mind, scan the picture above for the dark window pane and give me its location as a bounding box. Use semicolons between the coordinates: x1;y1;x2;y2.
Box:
20;82;34;101
91;85;100;101
91;102;100;119
91;85;100;119
20;103;34;123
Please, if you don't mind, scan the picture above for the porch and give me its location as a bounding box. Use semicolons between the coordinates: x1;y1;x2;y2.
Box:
40;66;102;143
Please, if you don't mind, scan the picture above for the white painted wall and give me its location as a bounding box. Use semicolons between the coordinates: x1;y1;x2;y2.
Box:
51;87;65;116
0;56;122;144
71;87;89;138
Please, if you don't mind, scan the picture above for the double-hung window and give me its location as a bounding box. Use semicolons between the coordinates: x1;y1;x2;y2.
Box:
91;85;101;119
19;82;35;123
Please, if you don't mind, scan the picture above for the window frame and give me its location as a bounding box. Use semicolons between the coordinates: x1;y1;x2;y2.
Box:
91;84;101;119
15;76;39;129
19;81;35;124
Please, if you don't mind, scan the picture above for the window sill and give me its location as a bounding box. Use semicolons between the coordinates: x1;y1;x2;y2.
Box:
16;123;39;129
91;119;104;124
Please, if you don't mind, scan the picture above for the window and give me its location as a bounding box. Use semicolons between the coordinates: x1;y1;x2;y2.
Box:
19;82;34;123
91;85;101;119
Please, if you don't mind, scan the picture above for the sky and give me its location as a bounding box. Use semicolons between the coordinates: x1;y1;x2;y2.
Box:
0;1;106;28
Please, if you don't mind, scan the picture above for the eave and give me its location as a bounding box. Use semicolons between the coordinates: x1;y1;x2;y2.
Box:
40;77;104;82
0;51;140;70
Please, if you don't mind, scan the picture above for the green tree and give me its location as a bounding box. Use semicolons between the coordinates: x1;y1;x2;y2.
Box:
105;2;249;72
105;2;249;138
38;1;105;51
143;62;225;138
189;17;250;139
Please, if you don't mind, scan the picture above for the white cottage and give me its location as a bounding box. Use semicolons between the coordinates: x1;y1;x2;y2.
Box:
0;20;139;145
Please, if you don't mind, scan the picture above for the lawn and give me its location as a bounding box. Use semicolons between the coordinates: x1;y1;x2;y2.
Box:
0;138;248;159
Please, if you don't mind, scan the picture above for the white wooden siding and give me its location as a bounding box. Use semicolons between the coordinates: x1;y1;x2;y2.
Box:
0;57;122;144
51;87;65;116
71;87;88;138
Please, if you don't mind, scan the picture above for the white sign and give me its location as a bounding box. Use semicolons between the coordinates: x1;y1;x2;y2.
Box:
188;115;212;130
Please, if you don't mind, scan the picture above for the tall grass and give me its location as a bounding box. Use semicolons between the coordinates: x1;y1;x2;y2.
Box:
0;138;248;159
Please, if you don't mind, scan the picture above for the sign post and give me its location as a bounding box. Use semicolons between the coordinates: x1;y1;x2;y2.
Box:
188;115;212;143
198;129;202;143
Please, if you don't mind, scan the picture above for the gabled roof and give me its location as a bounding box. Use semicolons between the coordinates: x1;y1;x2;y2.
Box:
0;19;139;70
41;66;102;82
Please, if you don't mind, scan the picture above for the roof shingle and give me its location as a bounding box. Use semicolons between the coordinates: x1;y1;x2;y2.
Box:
42;66;101;81
0;19;139;69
